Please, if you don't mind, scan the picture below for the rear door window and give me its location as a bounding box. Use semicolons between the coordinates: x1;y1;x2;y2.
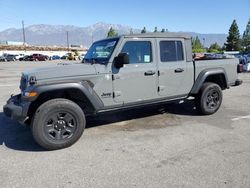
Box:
160;41;184;62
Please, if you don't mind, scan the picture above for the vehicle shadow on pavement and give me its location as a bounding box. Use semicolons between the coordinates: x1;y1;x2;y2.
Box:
0;113;44;152
86;99;199;128
0;99;198;152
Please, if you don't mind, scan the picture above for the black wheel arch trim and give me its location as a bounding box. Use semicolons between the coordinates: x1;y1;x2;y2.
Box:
29;81;104;111
190;68;228;94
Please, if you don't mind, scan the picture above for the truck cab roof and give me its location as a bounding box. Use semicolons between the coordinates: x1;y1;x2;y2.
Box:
122;32;191;39
95;32;192;44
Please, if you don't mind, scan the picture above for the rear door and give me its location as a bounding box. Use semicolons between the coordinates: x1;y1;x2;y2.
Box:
112;38;158;104
157;39;191;97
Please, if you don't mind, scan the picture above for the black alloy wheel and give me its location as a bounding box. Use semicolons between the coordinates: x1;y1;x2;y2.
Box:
32;99;86;150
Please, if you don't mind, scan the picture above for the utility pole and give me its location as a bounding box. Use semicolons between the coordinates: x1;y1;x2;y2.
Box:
66;31;69;51
22;20;26;48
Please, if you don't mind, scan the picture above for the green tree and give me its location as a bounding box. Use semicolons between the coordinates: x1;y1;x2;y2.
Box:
242;19;250;52
208;42;221;53
192;36;205;53
161;28;166;33
107;27;118;38
221;45;226;51
154;27;158;32
225;20;241;51
141;27;146;33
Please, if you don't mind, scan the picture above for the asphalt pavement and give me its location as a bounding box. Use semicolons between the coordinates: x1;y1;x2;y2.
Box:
0;61;250;188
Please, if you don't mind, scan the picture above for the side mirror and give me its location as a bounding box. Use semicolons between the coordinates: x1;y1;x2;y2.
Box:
114;53;129;68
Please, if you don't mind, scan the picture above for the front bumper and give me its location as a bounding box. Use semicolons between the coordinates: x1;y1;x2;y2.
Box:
3;94;31;124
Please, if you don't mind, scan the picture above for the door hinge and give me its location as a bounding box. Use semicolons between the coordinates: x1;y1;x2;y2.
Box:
158;86;165;92
112;74;120;80
113;91;121;97
158;70;160;76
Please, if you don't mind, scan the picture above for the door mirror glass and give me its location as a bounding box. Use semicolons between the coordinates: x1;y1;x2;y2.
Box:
114;53;129;68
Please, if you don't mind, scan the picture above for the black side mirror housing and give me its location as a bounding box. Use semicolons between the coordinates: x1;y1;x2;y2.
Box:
114;53;129;68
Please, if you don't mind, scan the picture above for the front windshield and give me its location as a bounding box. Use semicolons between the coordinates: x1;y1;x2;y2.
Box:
84;38;119;64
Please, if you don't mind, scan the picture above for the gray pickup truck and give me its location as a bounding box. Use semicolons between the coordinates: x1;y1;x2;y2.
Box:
3;33;242;150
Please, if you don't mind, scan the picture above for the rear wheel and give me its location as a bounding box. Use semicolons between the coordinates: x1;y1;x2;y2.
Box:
31;99;85;150
195;82;222;115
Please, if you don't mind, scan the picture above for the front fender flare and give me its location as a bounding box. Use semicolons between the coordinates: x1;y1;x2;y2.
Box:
29;81;104;111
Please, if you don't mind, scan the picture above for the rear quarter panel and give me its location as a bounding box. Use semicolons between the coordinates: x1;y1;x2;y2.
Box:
195;58;239;85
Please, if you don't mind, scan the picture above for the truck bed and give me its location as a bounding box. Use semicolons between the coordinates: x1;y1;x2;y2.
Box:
194;58;239;86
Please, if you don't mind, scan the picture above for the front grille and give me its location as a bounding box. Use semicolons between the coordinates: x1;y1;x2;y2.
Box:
19;75;27;91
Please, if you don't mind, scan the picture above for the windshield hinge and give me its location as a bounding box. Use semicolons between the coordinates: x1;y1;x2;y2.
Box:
29;76;37;85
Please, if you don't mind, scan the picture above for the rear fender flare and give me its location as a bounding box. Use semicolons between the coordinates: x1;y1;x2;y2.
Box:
190;68;228;94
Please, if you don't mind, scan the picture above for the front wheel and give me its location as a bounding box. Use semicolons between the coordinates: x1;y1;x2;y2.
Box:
31;99;86;150
195;82;222;115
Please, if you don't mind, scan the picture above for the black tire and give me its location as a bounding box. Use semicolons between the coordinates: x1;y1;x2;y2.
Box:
195;82;222;115
31;99;85;150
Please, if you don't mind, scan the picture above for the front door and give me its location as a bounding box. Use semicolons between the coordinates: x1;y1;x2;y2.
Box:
112;39;158;104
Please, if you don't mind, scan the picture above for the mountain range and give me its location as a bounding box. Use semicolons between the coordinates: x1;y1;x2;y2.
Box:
0;22;227;48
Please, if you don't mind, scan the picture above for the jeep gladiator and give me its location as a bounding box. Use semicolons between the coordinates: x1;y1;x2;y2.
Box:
3;33;242;150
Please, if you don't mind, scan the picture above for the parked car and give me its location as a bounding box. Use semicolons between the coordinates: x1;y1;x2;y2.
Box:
235;54;250;72
24;55;34;61
6;54;17;61
60;55;68;60
20;54;49;61
50;55;61;60
67;51;80;60
31;54;48;61
19;55;30;61
0;55;6;62
235;54;246;64
0;54;17;62
245;54;250;63
243;63;250;72
15;54;25;60
0;53;8;61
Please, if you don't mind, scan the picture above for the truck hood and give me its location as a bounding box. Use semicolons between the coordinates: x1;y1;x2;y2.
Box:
23;63;97;82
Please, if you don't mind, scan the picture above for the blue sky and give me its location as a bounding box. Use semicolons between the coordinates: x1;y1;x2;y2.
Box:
0;0;249;34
